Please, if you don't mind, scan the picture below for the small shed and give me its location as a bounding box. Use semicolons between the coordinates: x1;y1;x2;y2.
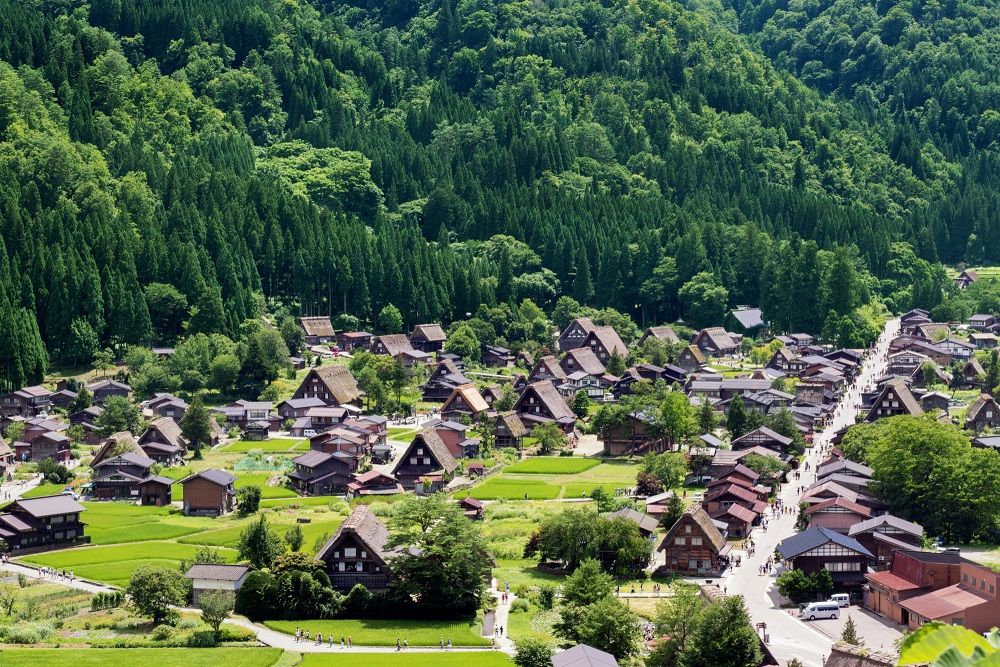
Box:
184;563;251;606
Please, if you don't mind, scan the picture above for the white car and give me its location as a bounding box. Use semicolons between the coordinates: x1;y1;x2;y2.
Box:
61;489;80;501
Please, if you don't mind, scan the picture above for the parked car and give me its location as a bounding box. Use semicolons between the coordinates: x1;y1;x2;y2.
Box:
61;489;80;501
799;602;840;620
828;594;850;607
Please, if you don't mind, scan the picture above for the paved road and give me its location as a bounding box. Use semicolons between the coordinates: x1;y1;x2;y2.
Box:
719;319;900;667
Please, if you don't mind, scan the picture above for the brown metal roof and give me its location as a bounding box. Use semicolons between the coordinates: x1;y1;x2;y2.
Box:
900;583;992;619
12;494;86;518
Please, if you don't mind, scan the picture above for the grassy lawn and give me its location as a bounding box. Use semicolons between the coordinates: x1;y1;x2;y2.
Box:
504;458;600;474
264;619;490;646
299;654;512;667
22;483;67;498
223;439;309;452
492;559;565;590
0;649;283;667
236;473;298;498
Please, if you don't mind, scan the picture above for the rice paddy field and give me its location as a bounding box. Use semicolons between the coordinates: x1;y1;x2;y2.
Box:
0;649;284;667
299;654;513;667
264;619;490;646
454;461;639;500
19;500;349;585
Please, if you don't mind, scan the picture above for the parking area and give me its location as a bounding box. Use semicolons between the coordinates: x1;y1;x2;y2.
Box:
799;603;903;651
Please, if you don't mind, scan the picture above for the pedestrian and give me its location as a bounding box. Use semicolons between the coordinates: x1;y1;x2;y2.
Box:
341;636;345;649
404;638;408;649
348;636;352;648
295;628;300;643
397;639;401;651
317;632;322;646
329;635;333;648
500;625;503;636
440;637;444;650
492;638;497;650
447;637;452;649
306;631;310;641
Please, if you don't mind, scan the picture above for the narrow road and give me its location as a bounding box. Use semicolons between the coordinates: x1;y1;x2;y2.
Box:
720;319;899;667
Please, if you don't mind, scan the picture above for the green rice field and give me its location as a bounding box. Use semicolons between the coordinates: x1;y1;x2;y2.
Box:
264;618;491;646
19;501;347;584
504;458;600;474
21;483;68;498
0;649;284;667
454;478;562;500
299;653;512;667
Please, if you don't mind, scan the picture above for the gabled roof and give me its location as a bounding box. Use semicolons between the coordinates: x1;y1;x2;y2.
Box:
866;378;923;419
967;394;1000;423
658;505;728;553
92;431;143;467
185;564;251;581
497;411;527;437
293;450;342;468
10;385;53;398
641;326;680;345
178;469;237;487
442;384;490;414
278;397;328;411
299;317;335;337
584;327;627;357
411;324;447;342
607;507;660;534
307;365;362;404
393;428;458;475
317;505;391;565
900;583;992;620
964;358;986;375
11;494;86;518
801;481;861;504
95;451;155;469
561;347;606;376
732;426;792;448
551;643;620;667
373;334;413;356
681;345;706;363
709;504;758;524
86;379;132;392
531;355;568;381
777;525;873;560
804;497;871;518
731;306;765;329
696;327;738;351
847;514;923;538
816;459;873;479
141;417;186;449
518;381;576;422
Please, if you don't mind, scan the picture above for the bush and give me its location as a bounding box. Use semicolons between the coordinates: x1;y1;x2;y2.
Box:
538;585;556;610
511;598;531;613
91;591;125;610
234;571;278;621
151;624;175;641
217;625;256;642
4;621;55;644
187;630;219;647
176;618;199;630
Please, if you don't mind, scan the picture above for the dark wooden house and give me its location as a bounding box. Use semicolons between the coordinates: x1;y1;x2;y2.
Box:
658;505;731;575
513;381;577;433
291;365;363;408
177;469;237;516
966;394;1000;432
0;495;87;551
495;411;527;449
440;384;490;423
557;317;596;352
299;316;336;345
317;505;393;591
390;428;458;489
289;450;354;495
409;324;447;353
776;526;873;593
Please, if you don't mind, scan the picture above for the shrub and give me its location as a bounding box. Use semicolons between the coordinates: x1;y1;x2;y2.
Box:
151;624;175;641
187;630;219;647
217;625;256;642
538;585;556;610
176;618;199;630
4;621;55;643
511;598;531;613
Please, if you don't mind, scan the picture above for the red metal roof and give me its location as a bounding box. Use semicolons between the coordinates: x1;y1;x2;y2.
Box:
900;584;991;619
864;570;924;592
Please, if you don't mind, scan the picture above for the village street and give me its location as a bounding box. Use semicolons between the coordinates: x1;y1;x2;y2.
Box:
718;318;902;666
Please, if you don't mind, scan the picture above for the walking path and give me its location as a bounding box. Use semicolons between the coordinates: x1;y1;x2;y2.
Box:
720;318;900;667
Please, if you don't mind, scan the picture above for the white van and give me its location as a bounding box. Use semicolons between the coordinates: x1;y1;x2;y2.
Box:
829;594;850;607
799;602;840;620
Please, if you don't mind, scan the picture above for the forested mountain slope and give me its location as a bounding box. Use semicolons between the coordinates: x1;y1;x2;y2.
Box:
0;0;990;386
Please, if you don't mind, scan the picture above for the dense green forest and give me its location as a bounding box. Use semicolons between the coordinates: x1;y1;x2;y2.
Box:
0;0;992;389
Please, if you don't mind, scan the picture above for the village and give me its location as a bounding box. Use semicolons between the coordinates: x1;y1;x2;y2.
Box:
1;301;1000;667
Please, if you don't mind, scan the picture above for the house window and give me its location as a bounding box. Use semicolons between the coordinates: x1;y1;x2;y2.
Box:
361;551;367;559
684;524;691;533
691;537;702;546
972;578;977;587
344;547;357;558
339;562;346;571
963;574;968;583
990;585;995;594
952;618;964;627
674;537;686;546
